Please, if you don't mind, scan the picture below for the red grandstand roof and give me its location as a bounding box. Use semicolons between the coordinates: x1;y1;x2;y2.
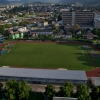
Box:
86;68;100;77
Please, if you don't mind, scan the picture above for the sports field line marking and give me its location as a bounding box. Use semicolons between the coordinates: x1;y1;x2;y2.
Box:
86;50;96;69
82;50;84;55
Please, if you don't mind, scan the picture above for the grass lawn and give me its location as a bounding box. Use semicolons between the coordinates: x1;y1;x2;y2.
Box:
0;43;99;70
88;48;100;68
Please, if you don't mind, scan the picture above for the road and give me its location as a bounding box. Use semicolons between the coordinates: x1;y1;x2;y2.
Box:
29;84;60;92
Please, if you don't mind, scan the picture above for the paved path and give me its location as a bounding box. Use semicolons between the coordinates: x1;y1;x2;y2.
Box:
29;84;60;92
29;84;77;93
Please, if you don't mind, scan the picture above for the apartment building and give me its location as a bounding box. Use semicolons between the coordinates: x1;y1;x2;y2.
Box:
62;10;94;29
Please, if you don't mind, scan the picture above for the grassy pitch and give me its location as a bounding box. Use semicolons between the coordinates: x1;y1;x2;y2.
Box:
0;43;97;70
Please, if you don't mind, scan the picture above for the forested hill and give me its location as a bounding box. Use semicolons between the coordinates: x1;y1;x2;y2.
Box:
60;0;100;5
0;0;100;5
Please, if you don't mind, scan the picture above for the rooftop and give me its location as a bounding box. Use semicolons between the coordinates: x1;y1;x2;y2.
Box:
91;77;100;86
0;68;87;80
53;97;78;100
61;9;93;12
31;29;52;32
95;18;100;22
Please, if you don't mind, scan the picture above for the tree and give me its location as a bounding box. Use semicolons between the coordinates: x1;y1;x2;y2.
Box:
18;81;31;99
9;14;13;18
92;28;98;35
45;84;55;100
0;25;5;34
52;25;59;33
72;24;80;34
98;29;100;39
5;24;11;28
64;29;67;34
81;29;85;35
91;86;100;100
59;81;74;97
76;84;91;100
5;80;31;100
56;28;59;33
0;83;3;89
54;13;58;18
12;22;18;27
33;23;38;27
92;28;100;39
57;15;62;21
19;21;29;26
52;26;56;30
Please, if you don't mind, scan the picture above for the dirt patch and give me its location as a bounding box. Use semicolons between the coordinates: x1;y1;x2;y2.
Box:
2;66;9;68
58;68;67;70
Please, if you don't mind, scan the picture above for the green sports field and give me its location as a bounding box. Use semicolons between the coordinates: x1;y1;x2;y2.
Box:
0;43;100;70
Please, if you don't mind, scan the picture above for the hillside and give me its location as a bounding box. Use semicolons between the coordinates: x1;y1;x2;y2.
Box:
1;0;100;5
60;0;100;4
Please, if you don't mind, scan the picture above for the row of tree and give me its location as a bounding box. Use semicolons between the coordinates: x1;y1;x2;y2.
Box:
45;82;100;100
0;80;31;100
8;7;30;14
0;80;100;100
35;34;54;40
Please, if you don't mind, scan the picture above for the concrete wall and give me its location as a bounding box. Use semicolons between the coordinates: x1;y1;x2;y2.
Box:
0;76;87;85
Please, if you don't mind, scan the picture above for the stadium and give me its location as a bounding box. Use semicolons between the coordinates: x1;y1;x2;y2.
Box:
0;41;100;84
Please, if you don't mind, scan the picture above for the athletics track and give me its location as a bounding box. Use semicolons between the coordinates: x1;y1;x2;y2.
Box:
0;40;100;70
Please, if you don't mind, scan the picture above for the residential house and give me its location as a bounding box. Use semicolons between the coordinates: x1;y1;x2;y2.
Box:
66;31;72;39
30;28;53;35
76;30;81;35
83;31;98;40
38;13;52;17
32;33;38;38
27;24;34;28
54;30;72;39
54;30;64;38
37;21;48;27
18;27;27;32
25;17;45;24
8;28;24;39
87;33;94;40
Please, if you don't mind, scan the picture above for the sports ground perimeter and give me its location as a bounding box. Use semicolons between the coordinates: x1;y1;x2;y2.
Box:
0;41;100;71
